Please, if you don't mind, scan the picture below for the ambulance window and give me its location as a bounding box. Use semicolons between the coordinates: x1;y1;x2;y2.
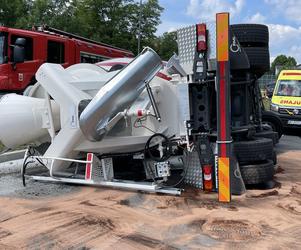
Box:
47;40;65;63
11;35;33;61
277;80;301;97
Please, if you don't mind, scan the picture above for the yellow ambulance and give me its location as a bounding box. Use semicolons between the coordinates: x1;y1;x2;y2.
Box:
270;70;301;127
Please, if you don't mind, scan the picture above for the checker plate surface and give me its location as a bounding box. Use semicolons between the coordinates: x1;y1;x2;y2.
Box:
177;22;216;74
183;149;203;189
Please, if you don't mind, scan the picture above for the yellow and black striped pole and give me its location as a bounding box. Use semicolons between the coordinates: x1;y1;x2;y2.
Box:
216;13;231;202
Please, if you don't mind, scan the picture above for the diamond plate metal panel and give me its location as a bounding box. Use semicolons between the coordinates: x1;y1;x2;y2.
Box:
183;149;203;189
177;22;216;75
101;158;114;180
177;25;196;75
177;25;197;64
92;157;114;182
91;163;103;182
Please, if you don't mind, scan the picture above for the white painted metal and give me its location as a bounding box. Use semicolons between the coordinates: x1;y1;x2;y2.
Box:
26;64;117;98
30;155;92;164
29;175;182;195
166;54;187;76
0;149;26;163
33;64;89;174
0;46;189;192
66;63;118;97
177;83;190;136
0;94;60;148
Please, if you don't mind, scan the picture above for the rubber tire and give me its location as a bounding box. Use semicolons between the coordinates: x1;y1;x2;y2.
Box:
240;160;275;185
272;150;277;165
231;24;269;46
243;47;270;73
262;119;283;139
233;137;274;164
254;130;279;145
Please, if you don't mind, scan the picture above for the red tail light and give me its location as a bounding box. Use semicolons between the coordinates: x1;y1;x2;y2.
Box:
197;23;207;52
203;164;213;191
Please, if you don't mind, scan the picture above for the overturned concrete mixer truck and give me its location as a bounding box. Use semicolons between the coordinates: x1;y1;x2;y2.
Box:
0;13;278;201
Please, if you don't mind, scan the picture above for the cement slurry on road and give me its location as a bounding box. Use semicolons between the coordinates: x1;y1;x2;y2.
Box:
0;134;300;249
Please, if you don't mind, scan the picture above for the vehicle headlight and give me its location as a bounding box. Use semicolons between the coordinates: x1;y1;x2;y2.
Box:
270;103;279;112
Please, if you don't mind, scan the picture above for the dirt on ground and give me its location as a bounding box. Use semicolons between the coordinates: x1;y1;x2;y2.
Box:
0;135;300;249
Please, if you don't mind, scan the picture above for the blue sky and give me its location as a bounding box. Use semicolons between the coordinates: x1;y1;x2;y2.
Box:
156;0;301;64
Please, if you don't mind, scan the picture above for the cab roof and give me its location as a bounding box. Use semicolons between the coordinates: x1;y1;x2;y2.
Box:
278;70;301;80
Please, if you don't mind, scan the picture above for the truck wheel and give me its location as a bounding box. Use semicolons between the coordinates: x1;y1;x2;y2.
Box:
240;160;275;185
262;111;284;139
262;120;283;139
243;47;270;74
233;137;273;164
254;130;279;145
231;24;269;46
272;150;277;165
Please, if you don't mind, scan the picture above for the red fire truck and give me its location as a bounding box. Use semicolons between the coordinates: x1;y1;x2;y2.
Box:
0;26;134;93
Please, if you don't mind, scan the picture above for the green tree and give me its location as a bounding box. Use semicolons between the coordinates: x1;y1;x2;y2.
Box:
25;0;55;27
0;0;27;27
154;31;178;60
73;0;163;54
22;0;75;29
134;0;164;50
271;55;297;75
0;0;164;54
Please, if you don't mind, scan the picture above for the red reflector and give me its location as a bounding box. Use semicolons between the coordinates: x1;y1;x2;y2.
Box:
197;23;207;52
203;164;213;191
85;153;93;180
156;72;172;81
137;109;143;117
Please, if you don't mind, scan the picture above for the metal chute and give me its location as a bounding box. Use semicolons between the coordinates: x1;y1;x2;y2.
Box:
79;47;163;141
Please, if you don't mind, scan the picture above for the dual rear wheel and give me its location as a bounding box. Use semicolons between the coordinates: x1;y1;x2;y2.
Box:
233;137;276;185
231;24;270;77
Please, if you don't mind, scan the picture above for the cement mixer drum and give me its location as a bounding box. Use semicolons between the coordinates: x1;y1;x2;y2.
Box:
0;94;60;148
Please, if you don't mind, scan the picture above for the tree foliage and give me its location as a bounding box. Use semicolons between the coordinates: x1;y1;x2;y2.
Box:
0;0;171;56
154;31;178;61
271;55;297;75
0;0;28;27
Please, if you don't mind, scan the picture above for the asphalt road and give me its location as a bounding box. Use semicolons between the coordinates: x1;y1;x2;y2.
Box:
276;128;301;154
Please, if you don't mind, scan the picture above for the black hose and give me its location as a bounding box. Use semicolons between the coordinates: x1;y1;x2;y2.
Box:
162;150;191;188
22;154;34;187
22;146;47;186
144;133;172;162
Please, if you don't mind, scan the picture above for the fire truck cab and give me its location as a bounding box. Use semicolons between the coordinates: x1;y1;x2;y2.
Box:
0;26;133;93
